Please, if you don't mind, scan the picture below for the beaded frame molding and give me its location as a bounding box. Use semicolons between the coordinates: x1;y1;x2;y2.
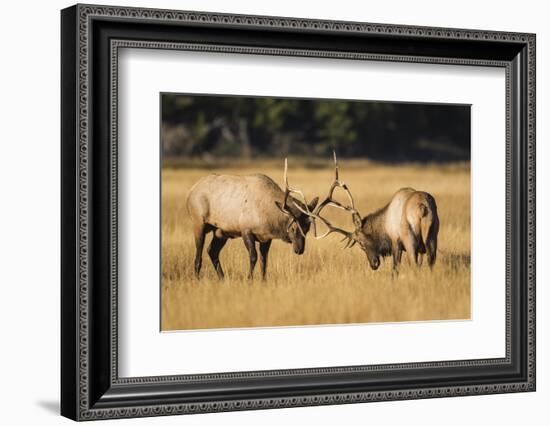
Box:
61;3;536;421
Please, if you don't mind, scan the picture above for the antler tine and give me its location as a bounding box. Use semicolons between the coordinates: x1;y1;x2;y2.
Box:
280;157;311;237
283;157;289;189
283;157;312;215
293;151;363;243
293;198;353;244
297;205;353;242
311;152;360;218
333;150;339;181
332;150;356;210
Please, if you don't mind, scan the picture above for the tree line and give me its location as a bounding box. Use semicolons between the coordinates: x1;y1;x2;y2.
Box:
161;94;470;163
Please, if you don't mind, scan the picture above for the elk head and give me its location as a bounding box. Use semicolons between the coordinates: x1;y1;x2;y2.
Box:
293;152;380;270
274;158;319;255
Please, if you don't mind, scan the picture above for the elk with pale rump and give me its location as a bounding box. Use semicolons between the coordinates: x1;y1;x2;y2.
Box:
186;160;318;280
295;153;439;273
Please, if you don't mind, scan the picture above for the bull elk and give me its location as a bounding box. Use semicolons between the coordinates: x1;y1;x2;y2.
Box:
186;160;318;280
295;153;439;273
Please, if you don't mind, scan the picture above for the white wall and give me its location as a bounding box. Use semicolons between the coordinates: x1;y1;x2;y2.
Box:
0;0;546;424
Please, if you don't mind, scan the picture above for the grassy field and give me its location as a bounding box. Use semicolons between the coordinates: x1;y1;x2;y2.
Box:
161;160;471;331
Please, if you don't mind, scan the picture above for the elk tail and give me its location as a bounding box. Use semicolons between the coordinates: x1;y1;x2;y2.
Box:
419;203;437;267
421;217;430;246
412;203;428;255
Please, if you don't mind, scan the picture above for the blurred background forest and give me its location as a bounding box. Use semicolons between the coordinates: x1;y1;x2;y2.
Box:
161;94;470;165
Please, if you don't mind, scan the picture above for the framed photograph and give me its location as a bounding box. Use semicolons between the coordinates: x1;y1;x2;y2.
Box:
61;4;536;421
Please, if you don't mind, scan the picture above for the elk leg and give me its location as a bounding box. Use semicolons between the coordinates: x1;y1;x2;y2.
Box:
243;232;258;280
193;223;207;278
392;244;403;273
259;240;272;281
426;237;437;269
207;235;228;280
403;231;419;267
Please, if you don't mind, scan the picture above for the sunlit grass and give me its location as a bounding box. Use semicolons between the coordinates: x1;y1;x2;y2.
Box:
161;161;470;330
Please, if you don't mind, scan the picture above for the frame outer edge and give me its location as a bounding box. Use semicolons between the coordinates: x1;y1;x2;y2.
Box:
77;2;91;420
68;4;536;420
61;4;80;422
527;33;536;390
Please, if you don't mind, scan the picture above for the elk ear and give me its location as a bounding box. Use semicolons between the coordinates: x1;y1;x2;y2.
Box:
352;212;363;230
274;201;288;215
308;196;319;212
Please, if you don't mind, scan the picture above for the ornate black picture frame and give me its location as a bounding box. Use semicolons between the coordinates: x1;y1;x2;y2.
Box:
61;3;536;421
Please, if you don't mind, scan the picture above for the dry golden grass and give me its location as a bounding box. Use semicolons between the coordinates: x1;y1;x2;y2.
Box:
161;161;470;331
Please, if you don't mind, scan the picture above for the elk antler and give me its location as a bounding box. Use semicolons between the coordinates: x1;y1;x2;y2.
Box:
276;158;310;237
293;151;362;247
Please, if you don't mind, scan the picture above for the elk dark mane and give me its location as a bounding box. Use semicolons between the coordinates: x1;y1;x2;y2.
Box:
362;205;392;257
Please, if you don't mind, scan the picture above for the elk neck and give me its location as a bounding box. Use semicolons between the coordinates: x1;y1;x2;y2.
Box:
362;204;392;257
